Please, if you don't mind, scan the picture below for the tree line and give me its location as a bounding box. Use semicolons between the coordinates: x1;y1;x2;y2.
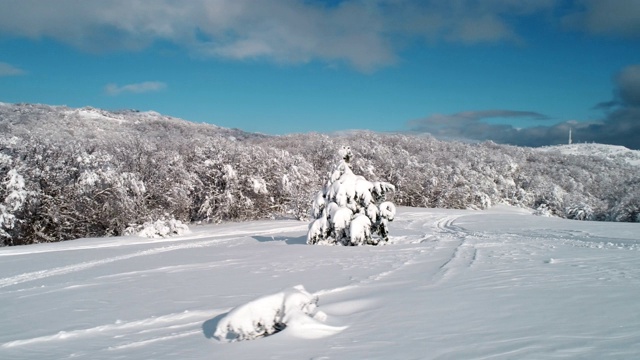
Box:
1;103;638;246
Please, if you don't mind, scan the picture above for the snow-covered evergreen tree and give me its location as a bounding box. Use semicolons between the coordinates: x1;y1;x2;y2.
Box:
307;146;396;246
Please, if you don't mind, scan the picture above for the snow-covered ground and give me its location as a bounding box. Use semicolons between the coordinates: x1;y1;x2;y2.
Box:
1;206;639;359
539;143;640;166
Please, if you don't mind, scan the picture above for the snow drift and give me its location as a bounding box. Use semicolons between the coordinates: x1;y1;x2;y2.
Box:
213;285;345;341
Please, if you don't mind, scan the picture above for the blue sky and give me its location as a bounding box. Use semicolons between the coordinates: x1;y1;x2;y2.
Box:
0;0;639;148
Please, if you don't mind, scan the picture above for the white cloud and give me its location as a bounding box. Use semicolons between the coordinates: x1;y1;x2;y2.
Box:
0;0;632;71
105;81;167;96
406;64;640;149
0;62;26;77
408;109;550;137
563;0;640;38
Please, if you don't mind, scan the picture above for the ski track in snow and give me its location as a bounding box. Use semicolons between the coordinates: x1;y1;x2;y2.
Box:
1;309;218;356
2;208;640;359
0;238;239;289
426;214;478;285
317;213;477;297
0;223;310;257
1;310;210;348
0;224;307;289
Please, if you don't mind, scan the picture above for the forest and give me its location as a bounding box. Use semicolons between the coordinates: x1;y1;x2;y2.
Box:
1;103;639;246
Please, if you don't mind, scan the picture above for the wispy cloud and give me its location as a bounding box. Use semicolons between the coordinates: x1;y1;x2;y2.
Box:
562;0;640;38
584;63;640;149
410;109;549;126
0;0;630;71
0;62;26;77
105;81;167;96
407;110;573;147
408;110;550;139
615;64;640;106
407;64;640;150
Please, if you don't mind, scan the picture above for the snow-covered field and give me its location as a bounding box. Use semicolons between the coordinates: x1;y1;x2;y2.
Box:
539;143;640;166
1;206;639;359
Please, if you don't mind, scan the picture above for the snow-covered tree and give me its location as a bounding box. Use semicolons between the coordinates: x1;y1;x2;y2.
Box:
0;169;29;246
2;102;640;246
307;146;396;246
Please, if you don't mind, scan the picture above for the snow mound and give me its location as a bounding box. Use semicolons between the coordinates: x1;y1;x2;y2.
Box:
125;218;190;238
214;285;345;342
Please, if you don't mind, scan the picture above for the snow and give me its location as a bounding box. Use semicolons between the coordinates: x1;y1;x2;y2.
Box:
540;143;640;166
68;108;127;124
1;170;28;238
250;177;268;195
3;169;26;211
331;207;353;239
378;201;396;221
126;218;190;238
213;285;342;341
1;206;640;359
348;214;372;245
309;148;396;246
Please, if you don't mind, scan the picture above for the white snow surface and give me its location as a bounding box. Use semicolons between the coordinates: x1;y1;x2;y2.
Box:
539;143;640;166
1;206;640;359
214;285;343;342
67;108;126;124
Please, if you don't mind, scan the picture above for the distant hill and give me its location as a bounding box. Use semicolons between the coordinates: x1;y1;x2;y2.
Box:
0;102;263;141
538;143;640;167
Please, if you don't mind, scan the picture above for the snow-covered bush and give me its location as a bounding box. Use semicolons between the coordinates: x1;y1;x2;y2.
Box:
564;203;594;221
124;217;190;238
0;169;29;246
214;285;325;341
533;204;554;217
608;191;640;223
307;146;396;246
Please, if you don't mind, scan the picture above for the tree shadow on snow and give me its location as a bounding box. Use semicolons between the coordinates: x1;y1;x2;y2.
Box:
252;235;307;245
202;313;227;339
